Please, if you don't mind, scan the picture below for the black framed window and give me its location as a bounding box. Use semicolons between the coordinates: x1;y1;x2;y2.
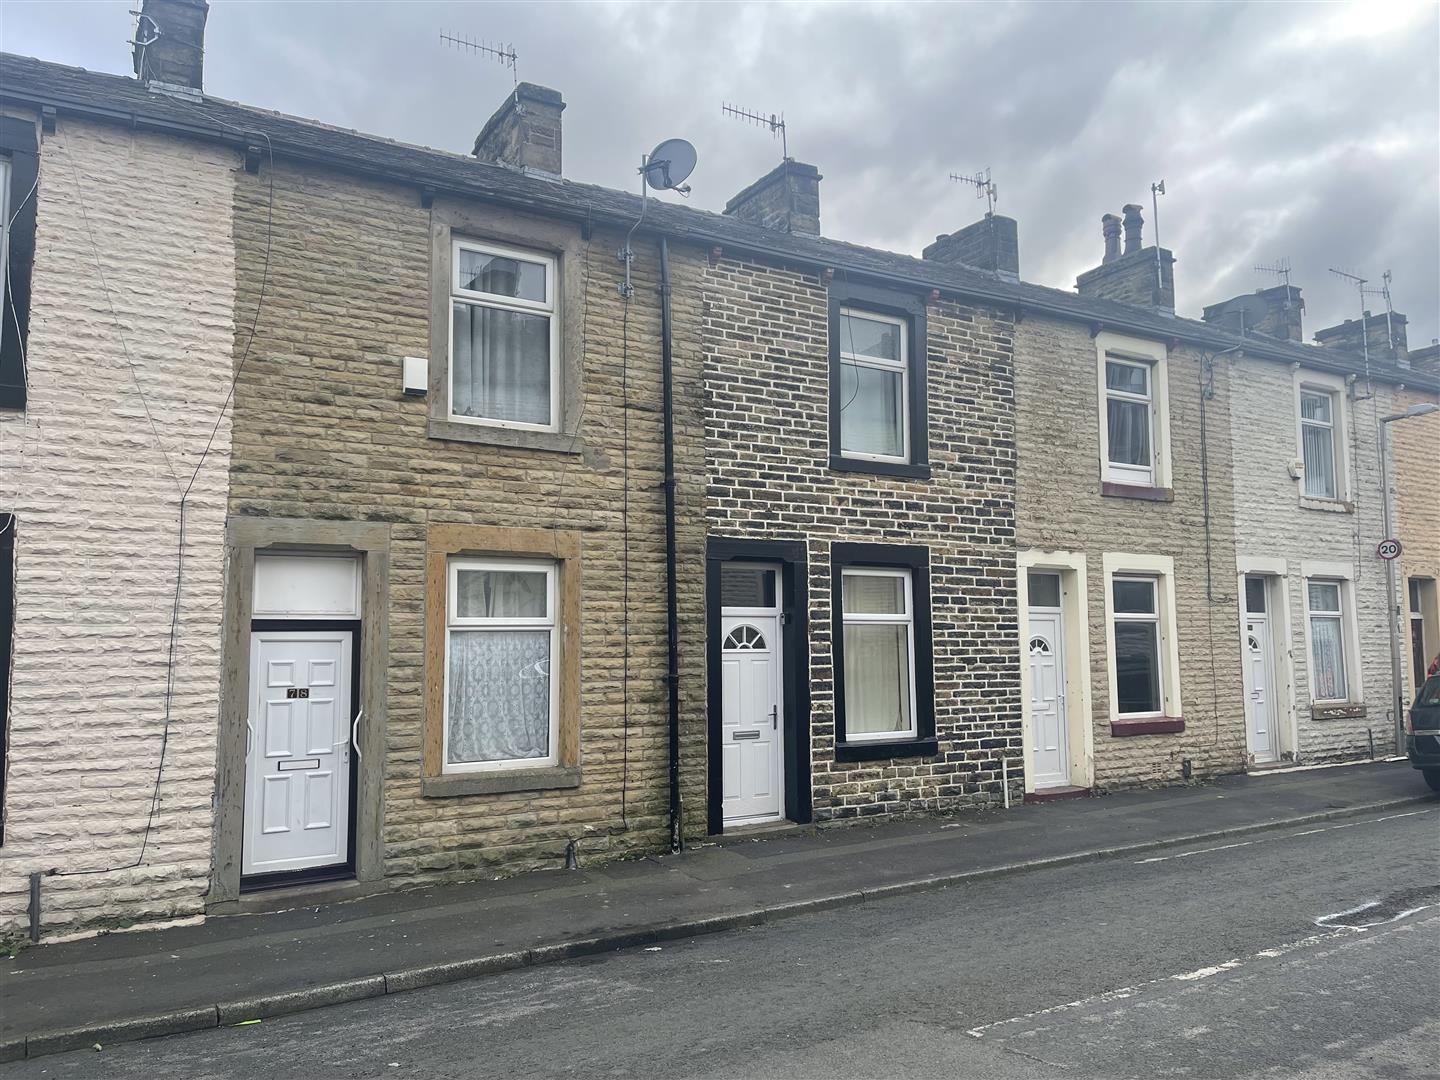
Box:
1;116;39;411
831;542;936;761
827;281;929;479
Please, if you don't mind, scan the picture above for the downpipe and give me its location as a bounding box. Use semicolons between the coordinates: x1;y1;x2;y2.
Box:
659;237;683;854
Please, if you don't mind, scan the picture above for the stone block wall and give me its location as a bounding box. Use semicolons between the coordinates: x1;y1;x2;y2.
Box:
697;254;1021;818
0;117;237;940
1391;384;1440;690
227;157;708;882
1014;314;1247;788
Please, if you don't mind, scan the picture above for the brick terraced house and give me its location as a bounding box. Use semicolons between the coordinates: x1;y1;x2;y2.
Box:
1;0;1437;939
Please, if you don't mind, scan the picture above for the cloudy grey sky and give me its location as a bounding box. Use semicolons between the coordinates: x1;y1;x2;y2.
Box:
4;0;1437;344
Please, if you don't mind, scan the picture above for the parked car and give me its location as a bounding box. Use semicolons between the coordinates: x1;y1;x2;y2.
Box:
1406;673;1440;791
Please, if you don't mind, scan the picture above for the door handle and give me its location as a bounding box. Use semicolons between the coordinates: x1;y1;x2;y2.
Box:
770;705;778;730
351;711;363;763
246;718;253;756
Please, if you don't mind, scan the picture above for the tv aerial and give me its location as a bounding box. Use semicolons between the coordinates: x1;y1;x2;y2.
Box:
1255;258;1293;289
619;138;699;299
722;103;788;160
950;169;997;214
440;31;519;90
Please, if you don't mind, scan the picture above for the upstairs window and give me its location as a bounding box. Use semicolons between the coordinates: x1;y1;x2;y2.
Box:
449;239;558;432
1299;389;1338;499
1;116;40;411
837;308;909;463
1104;358;1155;486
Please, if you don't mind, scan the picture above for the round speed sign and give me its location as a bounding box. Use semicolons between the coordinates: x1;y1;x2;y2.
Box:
1377;538;1403;560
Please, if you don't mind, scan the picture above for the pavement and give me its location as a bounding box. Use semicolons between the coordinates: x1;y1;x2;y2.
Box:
0;760;1432;1064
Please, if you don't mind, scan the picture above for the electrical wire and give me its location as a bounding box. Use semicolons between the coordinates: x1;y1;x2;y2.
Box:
49;125;276;877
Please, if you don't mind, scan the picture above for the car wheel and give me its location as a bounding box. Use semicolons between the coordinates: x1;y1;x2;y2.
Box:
1424;769;1440;793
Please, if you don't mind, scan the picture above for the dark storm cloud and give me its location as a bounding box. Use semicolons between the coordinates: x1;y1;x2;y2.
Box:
4;0;1436;342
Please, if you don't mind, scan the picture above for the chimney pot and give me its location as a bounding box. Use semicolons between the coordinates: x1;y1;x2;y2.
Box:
132;0;209;92
1102;213;1122;264
473;83;566;178
1122;203;1144;255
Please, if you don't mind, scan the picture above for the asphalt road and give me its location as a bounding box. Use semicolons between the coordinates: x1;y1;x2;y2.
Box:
6;806;1438;1080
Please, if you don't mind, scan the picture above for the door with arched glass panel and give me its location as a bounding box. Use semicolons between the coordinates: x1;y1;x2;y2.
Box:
719;583;783;825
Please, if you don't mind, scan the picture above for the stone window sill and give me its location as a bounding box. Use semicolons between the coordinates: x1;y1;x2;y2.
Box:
426;417;584;455
1311;702;1366;721
1298;496;1353;515
422;765;581;798
834;737;940;762
1102;482;1174;502
1110;716;1185;737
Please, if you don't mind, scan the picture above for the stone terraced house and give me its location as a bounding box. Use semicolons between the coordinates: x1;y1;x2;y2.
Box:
1;0;1437;940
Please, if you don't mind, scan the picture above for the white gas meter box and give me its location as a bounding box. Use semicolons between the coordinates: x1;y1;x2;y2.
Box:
402;355;428;396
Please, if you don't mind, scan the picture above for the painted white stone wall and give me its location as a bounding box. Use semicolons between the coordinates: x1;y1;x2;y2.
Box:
0;117;236;940
1228;354;1400;763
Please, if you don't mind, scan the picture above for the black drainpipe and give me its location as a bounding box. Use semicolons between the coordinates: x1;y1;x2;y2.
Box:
659;237;683;853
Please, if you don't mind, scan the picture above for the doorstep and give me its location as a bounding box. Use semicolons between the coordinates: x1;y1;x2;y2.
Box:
1024;785;1093;804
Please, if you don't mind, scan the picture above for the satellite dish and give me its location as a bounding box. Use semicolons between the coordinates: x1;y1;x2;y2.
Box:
645;138;697;191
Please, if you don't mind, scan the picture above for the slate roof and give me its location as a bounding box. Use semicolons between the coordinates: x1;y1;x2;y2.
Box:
2;51;1434;393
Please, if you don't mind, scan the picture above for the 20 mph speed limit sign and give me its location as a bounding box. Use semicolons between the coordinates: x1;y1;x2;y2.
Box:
1377;539;1403;560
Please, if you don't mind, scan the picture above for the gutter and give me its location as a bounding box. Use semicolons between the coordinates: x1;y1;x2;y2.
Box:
3;77;1435;394
658;237;682;853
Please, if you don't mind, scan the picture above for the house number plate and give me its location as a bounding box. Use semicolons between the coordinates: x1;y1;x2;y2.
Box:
286;688;310;699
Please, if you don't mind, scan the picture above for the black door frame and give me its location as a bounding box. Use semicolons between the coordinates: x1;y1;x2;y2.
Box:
241;618;362;892
706;538;811;834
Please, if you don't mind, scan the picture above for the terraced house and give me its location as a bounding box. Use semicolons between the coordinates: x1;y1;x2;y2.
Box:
2;0;1437;941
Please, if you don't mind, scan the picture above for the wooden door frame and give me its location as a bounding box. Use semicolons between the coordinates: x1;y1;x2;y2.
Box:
706;538;810;834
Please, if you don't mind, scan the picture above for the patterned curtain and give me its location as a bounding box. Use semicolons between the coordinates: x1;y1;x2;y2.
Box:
447;629;551;763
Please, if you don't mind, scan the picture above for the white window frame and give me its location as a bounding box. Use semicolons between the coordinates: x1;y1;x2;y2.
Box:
442;555;560;773
1095;332;1171;489
1103;358;1156;486
447;238;560;434
1298;388;1337;500
836;306;910;465
1111;575;1164;718
1303;575;1351;704
840;566;918;742
1101;553;1182;721
1292;369;1350;504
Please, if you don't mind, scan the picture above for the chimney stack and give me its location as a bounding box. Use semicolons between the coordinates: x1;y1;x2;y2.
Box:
1202;284;1306;342
131;0;209;93
1076;204;1175;312
922;213;1020;279
1313;310;1408;363
473;84;566;178
723;160;822;237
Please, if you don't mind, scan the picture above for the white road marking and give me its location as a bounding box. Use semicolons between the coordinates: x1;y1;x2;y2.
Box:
1133;807;1435;865
966;915;1440;1039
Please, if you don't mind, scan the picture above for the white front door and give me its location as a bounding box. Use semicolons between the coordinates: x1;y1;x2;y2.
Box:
243;630;353;876
1246;613;1278;763
1027;611;1070;788
720;614;783;825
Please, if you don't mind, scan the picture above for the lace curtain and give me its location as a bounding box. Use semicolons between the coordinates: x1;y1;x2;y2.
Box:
447;629;551;764
1309;616;1347;700
452;301;551;426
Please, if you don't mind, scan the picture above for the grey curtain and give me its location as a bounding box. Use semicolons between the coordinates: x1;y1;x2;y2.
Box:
447;629;551;763
452;302;551;426
1107;398;1150;466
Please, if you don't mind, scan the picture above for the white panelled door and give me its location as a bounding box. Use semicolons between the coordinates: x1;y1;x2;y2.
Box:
243;631;353;876
1246;614;1278;763
720;614;783;825
1027;612;1070;788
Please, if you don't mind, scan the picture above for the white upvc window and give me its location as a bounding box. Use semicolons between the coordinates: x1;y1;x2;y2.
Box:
1104;358;1156;486
448;239;559;432
840;568;917;741
1298;388;1338;499
1112;576;1163;716
1305;579;1349;702
836;307;909;463
443;556;559;772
